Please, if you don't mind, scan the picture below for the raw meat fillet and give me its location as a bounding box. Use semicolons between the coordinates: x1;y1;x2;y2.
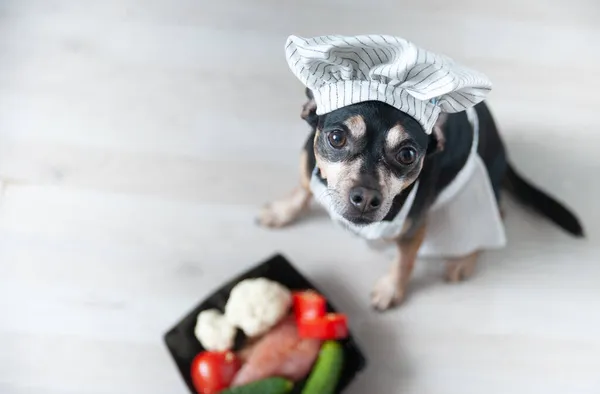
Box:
232;317;321;386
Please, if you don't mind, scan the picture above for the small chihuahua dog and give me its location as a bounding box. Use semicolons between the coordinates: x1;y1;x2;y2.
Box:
258;87;583;311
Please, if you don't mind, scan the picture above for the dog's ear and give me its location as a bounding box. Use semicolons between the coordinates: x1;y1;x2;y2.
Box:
301;88;318;129
427;113;447;155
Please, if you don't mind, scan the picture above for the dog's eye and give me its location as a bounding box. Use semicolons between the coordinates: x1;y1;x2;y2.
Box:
396;147;417;165
327;130;347;149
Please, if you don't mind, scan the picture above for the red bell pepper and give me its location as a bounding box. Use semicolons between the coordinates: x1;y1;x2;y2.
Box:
292;291;327;321
297;313;349;340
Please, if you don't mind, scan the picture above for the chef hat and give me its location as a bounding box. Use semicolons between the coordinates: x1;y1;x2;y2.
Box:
285;34;492;135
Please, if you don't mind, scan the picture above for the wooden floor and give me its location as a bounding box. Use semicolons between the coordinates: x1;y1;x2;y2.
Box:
1;1;599;393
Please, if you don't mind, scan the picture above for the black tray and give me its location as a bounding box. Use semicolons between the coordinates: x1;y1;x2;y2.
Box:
164;254;367;393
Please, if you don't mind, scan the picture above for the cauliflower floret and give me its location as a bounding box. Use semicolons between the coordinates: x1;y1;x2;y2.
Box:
225;278;292;337
194;309;237;351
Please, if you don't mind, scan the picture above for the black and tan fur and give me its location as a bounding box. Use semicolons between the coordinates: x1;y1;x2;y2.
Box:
258;88;584;311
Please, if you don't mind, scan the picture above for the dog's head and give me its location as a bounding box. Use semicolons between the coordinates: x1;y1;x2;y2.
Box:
302;88;442;225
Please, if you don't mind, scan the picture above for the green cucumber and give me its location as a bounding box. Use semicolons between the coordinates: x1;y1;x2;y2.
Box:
301;340;344;394
221;377;293;394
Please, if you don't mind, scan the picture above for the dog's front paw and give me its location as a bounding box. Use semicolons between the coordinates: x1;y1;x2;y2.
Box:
256;201;298;228
371;274;405;311
257;188;311;228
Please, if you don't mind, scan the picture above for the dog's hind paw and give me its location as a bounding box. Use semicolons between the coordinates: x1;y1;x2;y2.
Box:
371;274;405;311
445;251;479;283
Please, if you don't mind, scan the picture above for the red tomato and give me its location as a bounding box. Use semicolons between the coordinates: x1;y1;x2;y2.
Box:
292;291;327;321
190;351;240;394
297;313;349;340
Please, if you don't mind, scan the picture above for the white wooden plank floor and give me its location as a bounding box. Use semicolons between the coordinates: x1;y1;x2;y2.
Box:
1;1;599;393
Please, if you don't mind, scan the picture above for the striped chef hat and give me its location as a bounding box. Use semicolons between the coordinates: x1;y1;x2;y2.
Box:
285;35;492;135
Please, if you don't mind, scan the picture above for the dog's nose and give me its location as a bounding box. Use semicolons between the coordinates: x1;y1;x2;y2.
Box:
349;186;382;212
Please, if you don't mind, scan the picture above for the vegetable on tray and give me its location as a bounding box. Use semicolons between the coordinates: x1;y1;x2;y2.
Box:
194;309;237;351
297;313;349;340
292;290;349;341
225;278;292;337
301;341;345;394
221;377;293;394
190;351;240;394
292;291;327;321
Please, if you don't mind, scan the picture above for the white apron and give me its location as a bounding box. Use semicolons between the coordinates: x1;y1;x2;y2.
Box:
310;108;506;259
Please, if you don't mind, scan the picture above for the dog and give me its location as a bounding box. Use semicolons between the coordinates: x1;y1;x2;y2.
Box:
257;85;584;311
